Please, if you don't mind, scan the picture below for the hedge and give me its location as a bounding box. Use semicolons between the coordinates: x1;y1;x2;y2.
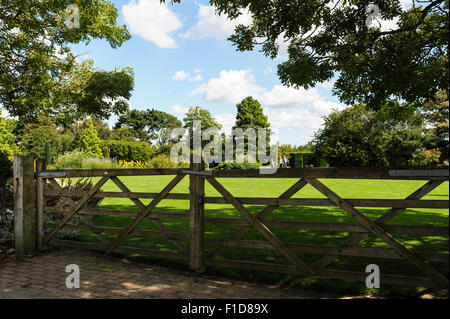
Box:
100;140;154;162
214;161;260;170
288;152;328;168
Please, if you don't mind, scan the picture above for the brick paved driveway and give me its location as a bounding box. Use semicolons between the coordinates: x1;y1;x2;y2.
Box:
2;248;445;299
0;248;345;299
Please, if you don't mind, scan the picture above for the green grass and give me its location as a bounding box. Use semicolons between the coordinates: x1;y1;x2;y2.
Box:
70;176;448;296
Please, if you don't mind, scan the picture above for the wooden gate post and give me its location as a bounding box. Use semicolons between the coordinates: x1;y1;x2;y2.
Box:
36;158;46;251
13;156;36;258
189;156;205;273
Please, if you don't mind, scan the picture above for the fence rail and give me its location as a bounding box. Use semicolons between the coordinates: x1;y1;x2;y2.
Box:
13;155;449;289
37;167;449;180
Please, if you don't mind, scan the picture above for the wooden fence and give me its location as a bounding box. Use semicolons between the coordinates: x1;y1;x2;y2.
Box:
13;155;449;289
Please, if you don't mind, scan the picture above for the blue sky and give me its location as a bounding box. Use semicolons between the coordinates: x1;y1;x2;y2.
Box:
71;0;346;145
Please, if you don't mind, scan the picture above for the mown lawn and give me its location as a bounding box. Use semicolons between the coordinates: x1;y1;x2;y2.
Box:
71;176;449;296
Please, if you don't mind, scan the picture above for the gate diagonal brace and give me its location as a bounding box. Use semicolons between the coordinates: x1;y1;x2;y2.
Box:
110;176;188;255
208;178;309;259
44;178;111;247
106;174;185;254
314;180;445;269
206;176;313;277
306;178;448;289
44;176;110;244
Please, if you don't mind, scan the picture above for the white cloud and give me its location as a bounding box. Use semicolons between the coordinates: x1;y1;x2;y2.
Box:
189;74;204;82
275;33;291;59
172;70;190;81
173;70;204;82
192;69;333;109
190;69;265;103
259;85;321;108
264;66;273;74
190;67;345;144
311;100;344;116
172;105;189;115
265;101;344;131
1;108;9;118
265;101;345;144
183;4;252;40
213;113;235;135
379;17;399;32
266;108;323;131
193;68;203;73
317;80;335;89
122;0;182;48
401;0;413;7
212;101;344;145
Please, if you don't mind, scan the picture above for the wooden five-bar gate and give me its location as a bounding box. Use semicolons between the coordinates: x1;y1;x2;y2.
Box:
13;156;449;289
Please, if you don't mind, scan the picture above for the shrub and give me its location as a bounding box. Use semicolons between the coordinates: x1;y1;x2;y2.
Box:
289;152;303;168
79;119;103;158
19;116;63;160
408;148;442;167
101;140;154;162
0;206;14;244
288;152;324;168
44;141;53;164
147;154;178;168
50;150;89;169
102;146;110;159
153;143;174;157
214;161;260;170
380;128;433;167
118;160;148;168
0;150;14;244
46;178;102;239
81;158;120;169
50;150;121;169
117;155;189;169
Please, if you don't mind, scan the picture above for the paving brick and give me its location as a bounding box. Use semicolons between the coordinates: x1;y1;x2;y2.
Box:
0;248;370;299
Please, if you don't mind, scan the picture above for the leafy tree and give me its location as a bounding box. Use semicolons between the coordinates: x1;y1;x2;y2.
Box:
0;117;19;155
112;125;136;142
78;119;102;158
166;0;448;109
44;141;53;164
179;106;223;164
423;90;449;162
183;106;222;149
61;136;71;154
183;107;222;131
90;116;112;140
114;109;182;144
313;103;431;167
380;128;434;167
62;116;111;150
20;115;63;159
0;0;134;124
233;96;271;161
234;97;270;131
